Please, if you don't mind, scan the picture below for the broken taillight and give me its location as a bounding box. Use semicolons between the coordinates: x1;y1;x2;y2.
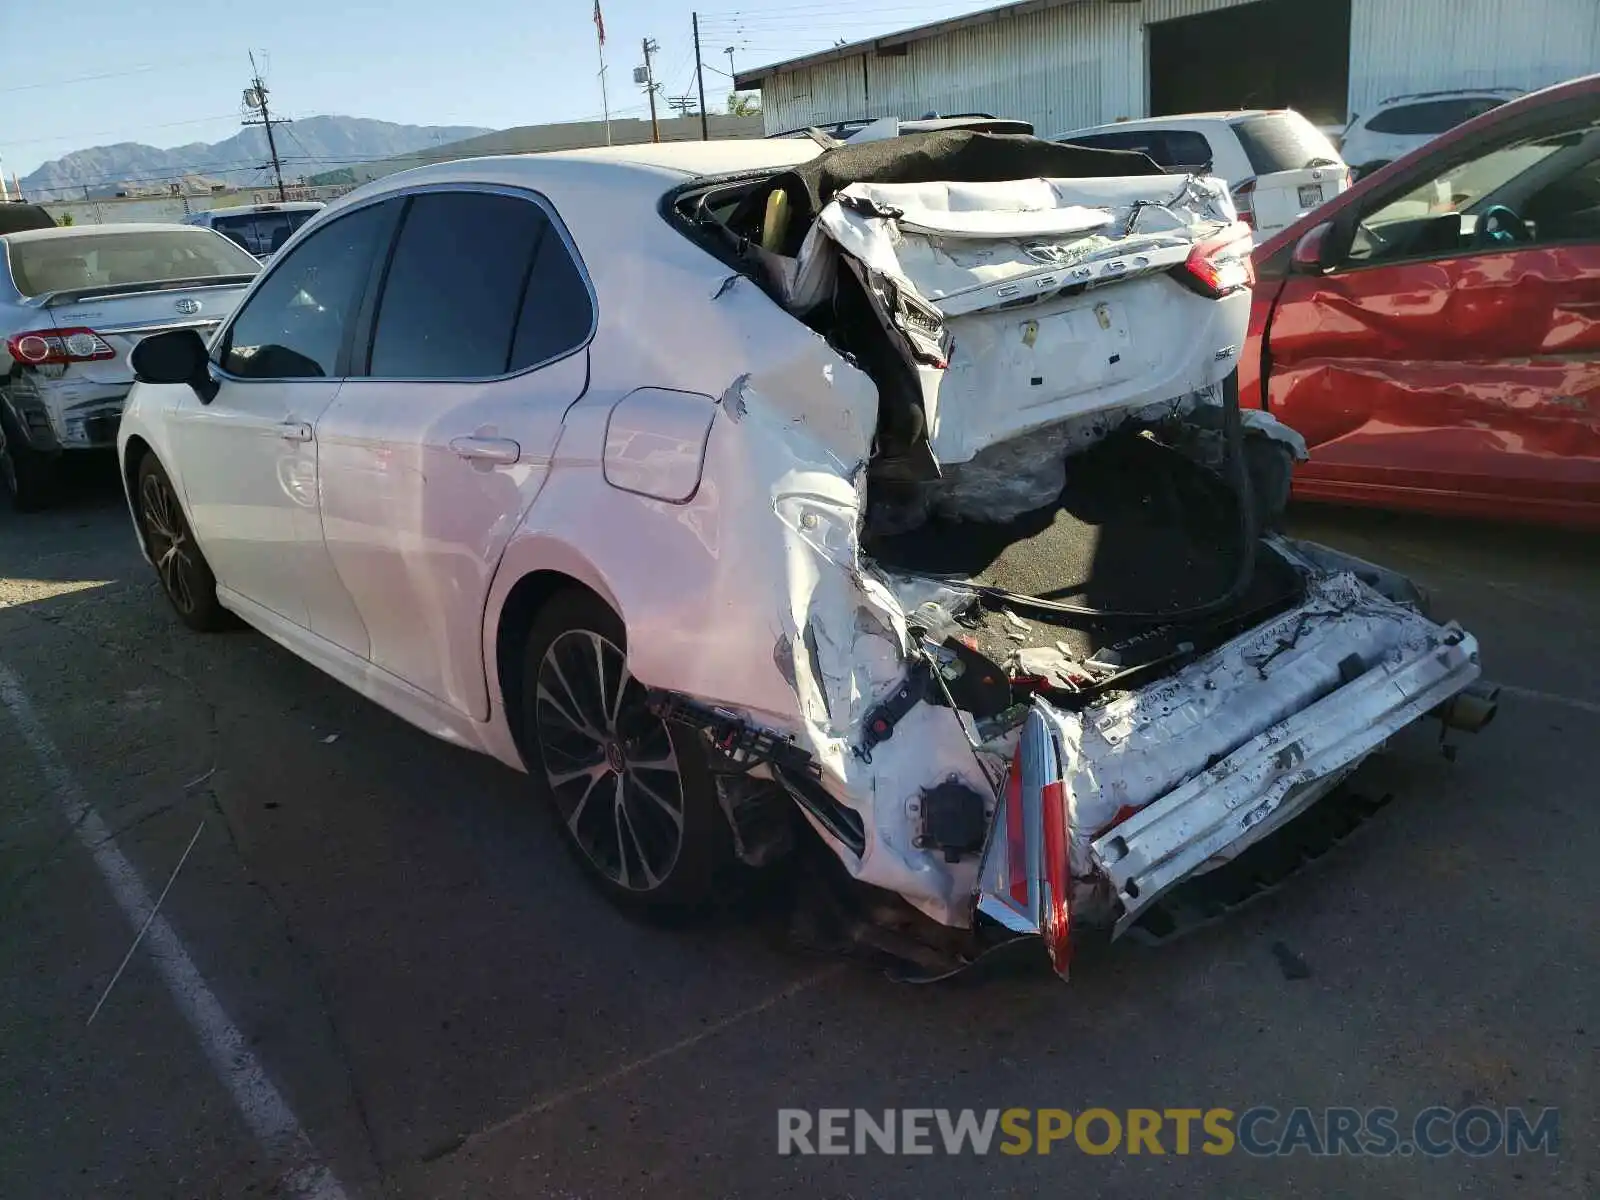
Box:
977;702;1073;979
1174;221;1256;299
1038;776;1072;978
7;327;117;366
1230;177;1258;230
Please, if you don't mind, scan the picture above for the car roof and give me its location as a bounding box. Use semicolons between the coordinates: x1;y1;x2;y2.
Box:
1061;110;1284;137
201;202;325;215
528;138;825;175
330;138;828;217
1375;87;1524;107
0;222;206;243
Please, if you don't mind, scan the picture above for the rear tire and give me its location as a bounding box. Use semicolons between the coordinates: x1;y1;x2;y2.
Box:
518;589;731;909
0;409;57;512
136;453;230;631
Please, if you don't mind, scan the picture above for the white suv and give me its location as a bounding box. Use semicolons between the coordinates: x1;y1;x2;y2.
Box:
1338;89;1522;178
1057;110;1349;239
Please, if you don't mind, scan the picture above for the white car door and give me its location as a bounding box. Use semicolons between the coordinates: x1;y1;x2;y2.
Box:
313;186;595;717
169;199;400;629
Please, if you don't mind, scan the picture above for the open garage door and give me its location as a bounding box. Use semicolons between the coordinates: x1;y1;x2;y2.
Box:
1148;0;1351;127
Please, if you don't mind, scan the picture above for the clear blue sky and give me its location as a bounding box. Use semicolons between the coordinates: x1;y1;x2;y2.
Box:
0;0;996;179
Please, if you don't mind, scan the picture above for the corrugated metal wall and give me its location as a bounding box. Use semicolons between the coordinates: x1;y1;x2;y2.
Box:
759;0;1598;137
759;0;1258;135
1348;0;1600;118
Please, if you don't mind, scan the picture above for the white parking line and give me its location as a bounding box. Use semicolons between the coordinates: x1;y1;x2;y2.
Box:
1499;683;1600;718
0;663;349;1200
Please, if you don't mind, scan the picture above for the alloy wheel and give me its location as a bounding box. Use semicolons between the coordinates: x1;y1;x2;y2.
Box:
534;629;687;892
141;472;197;615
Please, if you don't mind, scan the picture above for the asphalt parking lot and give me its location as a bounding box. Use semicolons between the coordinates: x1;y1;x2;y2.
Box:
2;461;1596;1199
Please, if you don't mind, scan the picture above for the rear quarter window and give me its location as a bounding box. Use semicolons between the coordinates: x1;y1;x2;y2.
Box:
1230;114;1341;175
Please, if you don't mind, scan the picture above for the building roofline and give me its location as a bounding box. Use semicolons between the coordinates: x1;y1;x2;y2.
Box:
733;0;1087;87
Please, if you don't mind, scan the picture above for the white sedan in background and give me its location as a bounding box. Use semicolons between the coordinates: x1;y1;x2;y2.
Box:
118;134;1488;980
0;222;259;509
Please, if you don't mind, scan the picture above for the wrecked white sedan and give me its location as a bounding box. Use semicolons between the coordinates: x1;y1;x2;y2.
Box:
119;134;1494;980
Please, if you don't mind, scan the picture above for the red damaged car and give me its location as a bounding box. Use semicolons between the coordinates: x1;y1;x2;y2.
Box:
1243;74;1600;527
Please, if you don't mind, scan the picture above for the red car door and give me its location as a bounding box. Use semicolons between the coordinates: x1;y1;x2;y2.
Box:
1262;109;1600;525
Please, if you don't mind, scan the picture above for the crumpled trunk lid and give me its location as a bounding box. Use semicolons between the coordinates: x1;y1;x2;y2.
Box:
976;561;1482;979
800;173;1249;472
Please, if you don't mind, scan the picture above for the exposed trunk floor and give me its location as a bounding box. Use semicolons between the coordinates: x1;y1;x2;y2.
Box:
868;433;1305;660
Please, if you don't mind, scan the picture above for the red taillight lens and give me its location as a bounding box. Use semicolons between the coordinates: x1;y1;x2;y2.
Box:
1175;221;1256;298
984;704;1074;980
6;327;116;366
1038;777;1073;979
1231;177;1257;230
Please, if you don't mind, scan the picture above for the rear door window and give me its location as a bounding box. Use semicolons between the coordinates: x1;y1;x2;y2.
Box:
366;190;591;379
1231;114;1341;174
1153;131;1214;171
211;213;263;254
1366;97;1507;136
209;209;320;256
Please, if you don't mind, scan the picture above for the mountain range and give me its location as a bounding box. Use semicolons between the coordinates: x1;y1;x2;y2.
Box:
21;116;495;200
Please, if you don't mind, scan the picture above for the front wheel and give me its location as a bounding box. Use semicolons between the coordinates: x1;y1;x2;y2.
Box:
136;454;230;631
519;590;731;908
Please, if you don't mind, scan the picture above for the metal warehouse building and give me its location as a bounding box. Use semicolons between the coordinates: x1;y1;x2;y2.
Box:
736;0;1600;138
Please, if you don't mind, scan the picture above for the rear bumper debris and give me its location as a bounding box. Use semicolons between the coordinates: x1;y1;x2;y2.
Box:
976;570;1483;978
1092;621;1478;939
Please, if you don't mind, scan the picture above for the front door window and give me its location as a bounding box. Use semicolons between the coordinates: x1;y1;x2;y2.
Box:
1347;119;1600;265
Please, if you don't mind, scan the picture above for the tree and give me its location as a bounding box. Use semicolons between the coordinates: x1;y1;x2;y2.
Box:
726;92;761;117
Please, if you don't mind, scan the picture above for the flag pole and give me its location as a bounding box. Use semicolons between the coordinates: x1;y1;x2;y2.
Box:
593;0;612;145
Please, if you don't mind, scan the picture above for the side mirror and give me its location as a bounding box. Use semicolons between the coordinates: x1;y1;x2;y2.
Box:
130;328;219;403
1291;221;1334;274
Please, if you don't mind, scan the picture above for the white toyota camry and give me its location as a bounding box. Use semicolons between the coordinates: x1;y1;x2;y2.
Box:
119;134;1493;980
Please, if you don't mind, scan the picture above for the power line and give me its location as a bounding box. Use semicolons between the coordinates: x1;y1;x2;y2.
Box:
5;113;243;148
0;57;217;94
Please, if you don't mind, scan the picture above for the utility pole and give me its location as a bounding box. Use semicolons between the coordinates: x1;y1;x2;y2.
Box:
640;37;661;143
593;0;611;145
692;12;710;140
241;52;288;202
